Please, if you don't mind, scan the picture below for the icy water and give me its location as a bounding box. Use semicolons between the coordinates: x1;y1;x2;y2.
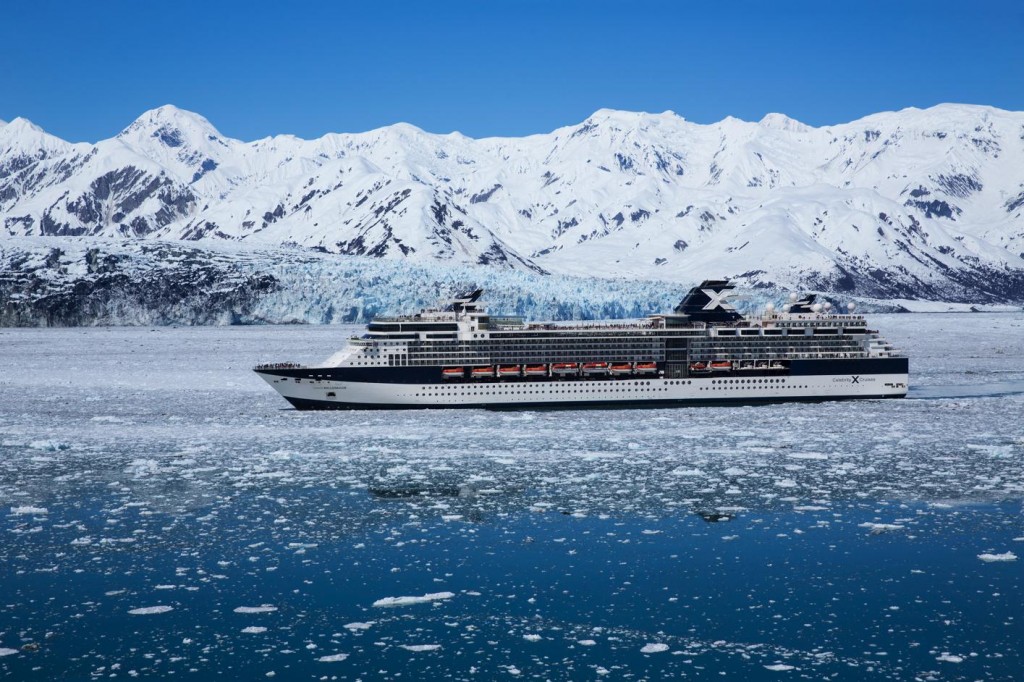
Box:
1;314;1023;681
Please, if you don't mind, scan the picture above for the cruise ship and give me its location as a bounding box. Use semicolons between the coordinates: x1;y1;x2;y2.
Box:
254;280;908;410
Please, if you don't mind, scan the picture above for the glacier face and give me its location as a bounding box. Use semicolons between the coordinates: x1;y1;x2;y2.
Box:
2;104;1024;305
0;237;691;326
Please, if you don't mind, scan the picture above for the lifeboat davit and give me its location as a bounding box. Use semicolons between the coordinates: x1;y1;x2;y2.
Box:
524;364;548;377
582;362;610;375
497;364;521;377
609;363;633;375
551;362;579;375
470;366;495;378
441;367;464;379
635;362;658;374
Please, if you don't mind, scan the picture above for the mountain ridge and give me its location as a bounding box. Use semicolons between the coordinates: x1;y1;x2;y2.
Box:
2;103;1023;303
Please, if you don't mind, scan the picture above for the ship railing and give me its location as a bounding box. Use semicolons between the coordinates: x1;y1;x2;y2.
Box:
513;321;663;331
372;314;458;322
254;362;305;370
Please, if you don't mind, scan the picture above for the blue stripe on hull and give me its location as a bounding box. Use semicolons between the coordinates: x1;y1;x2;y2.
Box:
790;357;908;375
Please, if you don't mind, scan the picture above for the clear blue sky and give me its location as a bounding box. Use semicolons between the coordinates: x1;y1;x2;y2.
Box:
2;0;1022;142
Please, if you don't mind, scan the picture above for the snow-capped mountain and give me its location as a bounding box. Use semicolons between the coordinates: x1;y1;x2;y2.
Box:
2;103;1024;303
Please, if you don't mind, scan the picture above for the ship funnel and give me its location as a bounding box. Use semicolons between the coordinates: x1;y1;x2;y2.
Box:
674;280;743;323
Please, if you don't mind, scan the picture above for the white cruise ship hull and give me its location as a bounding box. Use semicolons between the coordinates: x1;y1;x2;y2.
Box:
257;370;909;410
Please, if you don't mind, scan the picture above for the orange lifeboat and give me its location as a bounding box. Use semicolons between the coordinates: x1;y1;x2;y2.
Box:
710;360;732;371
635;362;658;374
582;362;610;375
551;362;579;375
470;366;495;379
441;367;464;379
497;364;521;377
524;364;548;377
609;363;633;376
689;361;710;373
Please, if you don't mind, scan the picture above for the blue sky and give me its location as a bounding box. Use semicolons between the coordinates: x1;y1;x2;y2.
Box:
2;0;1022;142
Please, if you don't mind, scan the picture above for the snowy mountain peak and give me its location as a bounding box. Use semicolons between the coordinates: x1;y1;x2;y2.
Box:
4;116;46;135
112;105;238;184
759;112;810;132
117;105;231;155
0;116;75;157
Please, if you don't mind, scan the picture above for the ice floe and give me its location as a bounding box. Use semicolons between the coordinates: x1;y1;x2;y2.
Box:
128;606;173;615
641;643;669;653
343;622;374;631
372;592;454;608
978;552;1017;562
858;522;905;534
10;506;48;515
233;605;278;613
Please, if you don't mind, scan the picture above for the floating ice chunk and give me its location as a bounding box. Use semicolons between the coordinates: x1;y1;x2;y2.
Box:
764;663;795;671
788;452;827;460
978;552;1017;562
936;654;963;663
129;606;173;615
234;605;278;613
775;479;798;488
671;468;704;477
578;639;597;646
641;530;661;535
641;643;669;653
317;653;349;662
523;634;541;642
400;644;441;652
241;626;267;634
373;592;454;608
28;440;70;451
10;506;48;516
344;622;374;631
858;522;905;534
0;649;18;657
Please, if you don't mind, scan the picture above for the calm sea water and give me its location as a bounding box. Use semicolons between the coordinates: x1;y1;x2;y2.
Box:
1;314;1023;680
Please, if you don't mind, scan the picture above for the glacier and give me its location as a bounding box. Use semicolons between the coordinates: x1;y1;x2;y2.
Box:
2;235;1018;327
3;103;1024;315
